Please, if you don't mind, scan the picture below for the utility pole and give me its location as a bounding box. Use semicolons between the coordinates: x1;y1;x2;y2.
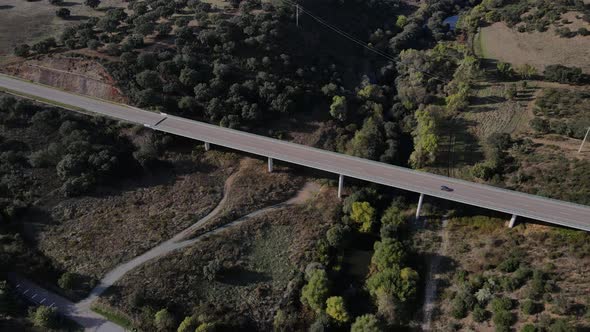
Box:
295;3;299;27
579;126;590;154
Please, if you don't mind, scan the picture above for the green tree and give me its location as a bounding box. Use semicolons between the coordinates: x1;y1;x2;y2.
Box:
30;305;58;328
350;201;375;233
371;238;405;271
154;308;175;331
396;15;408;28
58;272;76;290
56;8;71;19
329;95;347;121
136;70;161;90
409;106;441;168
301;269;330;313
177;315;198;332
348;117;384;160
366;266;418;302
380;204;405;231
351;314;380;332
325;296;349;322
195;322;216;332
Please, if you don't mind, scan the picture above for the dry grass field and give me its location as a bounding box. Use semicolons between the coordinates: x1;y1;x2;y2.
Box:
431;217;590;331
99;185;340;331
0;0;126;63
479;20;590;73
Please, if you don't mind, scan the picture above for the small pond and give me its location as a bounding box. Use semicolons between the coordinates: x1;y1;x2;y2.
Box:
443;15;459;31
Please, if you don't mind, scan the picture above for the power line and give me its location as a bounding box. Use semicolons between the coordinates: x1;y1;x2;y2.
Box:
281;0;511;104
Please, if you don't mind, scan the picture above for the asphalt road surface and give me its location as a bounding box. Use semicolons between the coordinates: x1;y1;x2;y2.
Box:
7;275;124;332
1;74;589;231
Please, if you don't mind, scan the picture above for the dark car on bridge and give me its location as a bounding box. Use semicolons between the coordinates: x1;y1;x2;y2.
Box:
440;185;454;192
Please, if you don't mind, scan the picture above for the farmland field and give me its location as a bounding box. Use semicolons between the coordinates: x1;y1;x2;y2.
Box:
479;20;590;73
0;0;126;63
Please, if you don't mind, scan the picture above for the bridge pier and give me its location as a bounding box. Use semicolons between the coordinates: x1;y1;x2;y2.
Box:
204;142;210;151
416;193;425;220
509;214;517;228
268;157;273;173
338;174;344;199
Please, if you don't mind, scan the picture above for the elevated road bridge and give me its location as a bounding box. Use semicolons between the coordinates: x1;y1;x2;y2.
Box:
1;74;589;231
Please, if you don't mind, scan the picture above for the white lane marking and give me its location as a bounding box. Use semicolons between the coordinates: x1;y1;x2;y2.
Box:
16;284;20;288
23;289;29;294
40;298;46;304
32;294;37;299
49;302;55;308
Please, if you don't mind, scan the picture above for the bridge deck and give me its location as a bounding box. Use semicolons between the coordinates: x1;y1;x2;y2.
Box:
1;74;589;231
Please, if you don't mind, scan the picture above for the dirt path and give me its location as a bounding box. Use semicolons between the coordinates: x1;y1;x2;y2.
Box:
74;173;319;324
421;217;449;332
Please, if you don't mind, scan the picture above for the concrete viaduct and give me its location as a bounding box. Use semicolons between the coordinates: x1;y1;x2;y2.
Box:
1;74;589;231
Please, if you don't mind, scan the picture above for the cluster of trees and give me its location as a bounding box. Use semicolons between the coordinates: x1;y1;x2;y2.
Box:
462;0;589;34
0;95;159;204
531;88;590;139
543;65;587;85
448;252;581;332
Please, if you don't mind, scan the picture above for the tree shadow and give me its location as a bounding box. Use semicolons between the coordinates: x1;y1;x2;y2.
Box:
219;267;270;286
66;15;90;21
59;1;79;7
470;95;507;106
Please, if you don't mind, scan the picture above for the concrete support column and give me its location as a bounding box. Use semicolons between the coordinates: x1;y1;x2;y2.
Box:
509;214;517;228
204;142;210;151
337;174;344;199
416;193;425;220
268;157;273;173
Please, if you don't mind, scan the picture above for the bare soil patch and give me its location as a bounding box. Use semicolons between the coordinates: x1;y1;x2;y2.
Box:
191;157;307;236
1;55;128;102
480;22;590;73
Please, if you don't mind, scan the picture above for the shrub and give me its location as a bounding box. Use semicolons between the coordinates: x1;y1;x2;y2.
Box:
491;297;512;313
548;319;574;332
472;305;488;323
58;272;76;290
154;309;175;331
521;299;537;315
14;44;30;57
521;325;537;332
30;306;58;328
492;309;514;329
498;256;520;272
451;294;469;319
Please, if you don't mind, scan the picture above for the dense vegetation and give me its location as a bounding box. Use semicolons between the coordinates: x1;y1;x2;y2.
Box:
461;0;590;35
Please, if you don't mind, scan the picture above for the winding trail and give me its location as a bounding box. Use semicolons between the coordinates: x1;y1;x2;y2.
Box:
77;177;316;313
421;217;450;332
12;167;318;331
